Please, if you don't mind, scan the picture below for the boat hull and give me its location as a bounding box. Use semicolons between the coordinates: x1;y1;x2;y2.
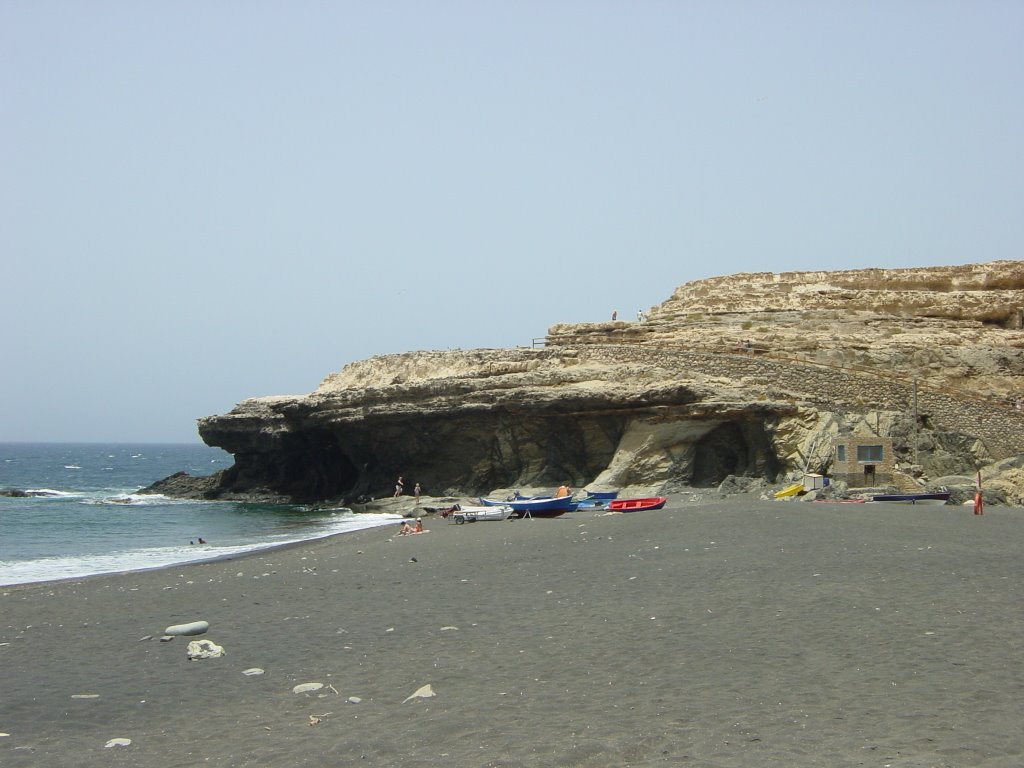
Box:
451;505;512;523
609;497;668;512
868;492;951;505
774;482;804;499
480;496;576;517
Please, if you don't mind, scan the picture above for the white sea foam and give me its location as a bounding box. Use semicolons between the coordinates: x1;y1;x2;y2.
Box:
24;488;80;498
81;493;179;506
0;512;402;586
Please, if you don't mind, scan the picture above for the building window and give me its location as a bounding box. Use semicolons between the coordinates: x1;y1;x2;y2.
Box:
836;445;846;463
857;444;884;462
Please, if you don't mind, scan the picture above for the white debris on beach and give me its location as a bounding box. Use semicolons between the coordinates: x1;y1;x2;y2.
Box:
186;639;225;659
403;684;436;703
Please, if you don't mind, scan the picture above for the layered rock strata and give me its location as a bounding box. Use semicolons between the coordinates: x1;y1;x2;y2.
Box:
168;261;1024;504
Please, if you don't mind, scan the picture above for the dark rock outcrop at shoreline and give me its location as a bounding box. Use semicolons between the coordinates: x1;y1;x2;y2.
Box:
137;471;223;500
1;488;65;498
136;470;299;504
149;261;1024;505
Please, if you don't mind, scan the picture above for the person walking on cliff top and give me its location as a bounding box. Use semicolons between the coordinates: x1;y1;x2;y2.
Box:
394;476;404;497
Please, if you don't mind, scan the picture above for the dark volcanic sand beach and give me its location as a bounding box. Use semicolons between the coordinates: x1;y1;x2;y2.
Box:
2;497;1022;768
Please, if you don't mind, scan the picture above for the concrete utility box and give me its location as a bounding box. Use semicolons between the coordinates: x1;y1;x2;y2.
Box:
803;473;827;491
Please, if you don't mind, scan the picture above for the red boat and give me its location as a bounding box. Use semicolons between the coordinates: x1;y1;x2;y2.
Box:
609;496;668;512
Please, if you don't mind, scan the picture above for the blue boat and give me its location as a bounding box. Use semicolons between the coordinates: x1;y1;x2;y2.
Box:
479;495;576;517
480;496;517;506
584;490;619;500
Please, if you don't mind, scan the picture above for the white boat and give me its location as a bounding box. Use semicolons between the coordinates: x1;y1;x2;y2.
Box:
451;505;513;523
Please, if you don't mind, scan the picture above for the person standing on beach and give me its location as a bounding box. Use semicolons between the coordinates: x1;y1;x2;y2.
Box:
414;482;421;504
394;476;404;497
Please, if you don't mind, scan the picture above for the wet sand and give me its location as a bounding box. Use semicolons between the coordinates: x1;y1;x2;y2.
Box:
2;497;1022;767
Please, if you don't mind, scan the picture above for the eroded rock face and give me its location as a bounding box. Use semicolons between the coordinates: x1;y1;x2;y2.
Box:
658;260;1024;324
181;261;1024;504
193;349;789;502
551;260;1024;401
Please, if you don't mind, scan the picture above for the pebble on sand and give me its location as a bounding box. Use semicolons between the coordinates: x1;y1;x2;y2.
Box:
242;668;265;676
164;620;209;636
293;683;324;694
104;738;131;748
186;639;225;660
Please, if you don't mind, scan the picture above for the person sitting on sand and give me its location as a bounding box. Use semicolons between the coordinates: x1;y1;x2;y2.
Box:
413;518;424;533
398;521;413;536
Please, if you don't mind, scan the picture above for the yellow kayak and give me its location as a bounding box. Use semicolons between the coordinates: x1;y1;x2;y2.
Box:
773;482;805;499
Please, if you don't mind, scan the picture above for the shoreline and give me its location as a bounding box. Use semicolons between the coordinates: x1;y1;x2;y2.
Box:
3;496;1022;767
0;508;408;590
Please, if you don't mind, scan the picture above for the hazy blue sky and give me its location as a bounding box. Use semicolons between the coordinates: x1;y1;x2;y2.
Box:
2;2;1021;443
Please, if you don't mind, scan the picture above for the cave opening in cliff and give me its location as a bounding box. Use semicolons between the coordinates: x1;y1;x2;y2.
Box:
272;433;360;502
691;421;779;486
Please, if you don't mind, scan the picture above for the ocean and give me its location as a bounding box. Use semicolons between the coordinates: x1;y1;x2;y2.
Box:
0;442;401;586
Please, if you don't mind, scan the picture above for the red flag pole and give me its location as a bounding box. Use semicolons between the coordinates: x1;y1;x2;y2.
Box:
974;469;984;515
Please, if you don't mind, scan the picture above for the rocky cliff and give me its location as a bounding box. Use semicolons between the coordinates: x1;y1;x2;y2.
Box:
168;261;1024;505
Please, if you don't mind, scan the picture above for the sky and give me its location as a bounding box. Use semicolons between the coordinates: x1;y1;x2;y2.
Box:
2;1;1022;443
